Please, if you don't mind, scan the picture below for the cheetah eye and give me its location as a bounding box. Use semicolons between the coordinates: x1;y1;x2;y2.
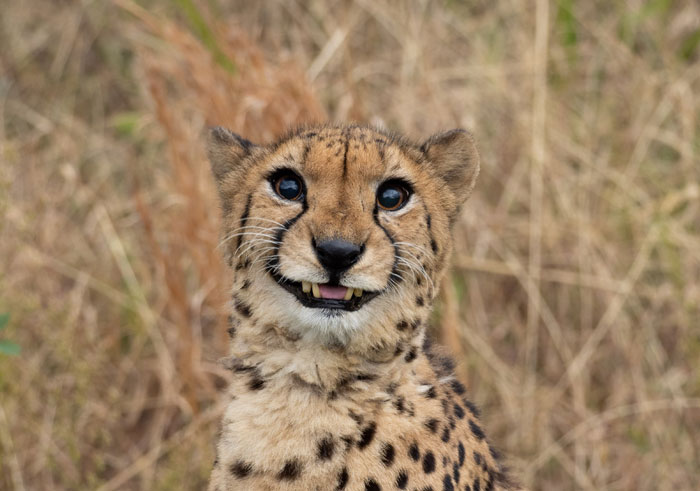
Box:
271;171;304;201
377;180;411;211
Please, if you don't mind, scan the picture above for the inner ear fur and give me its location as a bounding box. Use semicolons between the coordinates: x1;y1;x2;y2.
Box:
207;126;258;185
421;129;480;209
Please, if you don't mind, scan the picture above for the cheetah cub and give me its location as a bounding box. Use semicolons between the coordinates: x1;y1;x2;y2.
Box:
207;124;516;491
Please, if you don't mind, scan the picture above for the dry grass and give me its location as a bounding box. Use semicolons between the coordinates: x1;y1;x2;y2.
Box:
1;1;699;489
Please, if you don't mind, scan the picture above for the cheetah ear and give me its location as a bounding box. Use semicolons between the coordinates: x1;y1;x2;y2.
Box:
421;129;480;208
207;126;259;185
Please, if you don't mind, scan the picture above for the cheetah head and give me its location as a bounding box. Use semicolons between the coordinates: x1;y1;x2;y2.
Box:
208;124;478;345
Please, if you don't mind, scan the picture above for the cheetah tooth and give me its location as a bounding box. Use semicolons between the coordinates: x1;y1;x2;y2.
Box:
311;282;320;298
302;281;311;293
343;287;353;301
354;288;363;297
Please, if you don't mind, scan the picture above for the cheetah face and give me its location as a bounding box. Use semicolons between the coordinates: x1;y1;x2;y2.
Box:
208;125;479;338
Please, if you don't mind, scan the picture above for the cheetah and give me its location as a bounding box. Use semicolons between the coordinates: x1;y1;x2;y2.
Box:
206;124;518;491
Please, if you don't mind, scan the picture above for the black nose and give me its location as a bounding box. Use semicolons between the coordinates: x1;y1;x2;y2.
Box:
314;239;364;274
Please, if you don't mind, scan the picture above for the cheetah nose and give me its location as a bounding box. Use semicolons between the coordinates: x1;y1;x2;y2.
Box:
314;239;364;274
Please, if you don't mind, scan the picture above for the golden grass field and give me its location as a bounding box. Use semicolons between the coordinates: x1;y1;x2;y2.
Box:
1;0;699;489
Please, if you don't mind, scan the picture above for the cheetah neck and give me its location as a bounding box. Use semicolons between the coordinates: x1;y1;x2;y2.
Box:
223;314;428;400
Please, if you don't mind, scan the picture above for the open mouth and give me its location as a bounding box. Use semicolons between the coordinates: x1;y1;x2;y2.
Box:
270;272;380;311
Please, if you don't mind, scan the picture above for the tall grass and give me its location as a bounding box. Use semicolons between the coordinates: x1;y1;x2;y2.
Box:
1;1;699;489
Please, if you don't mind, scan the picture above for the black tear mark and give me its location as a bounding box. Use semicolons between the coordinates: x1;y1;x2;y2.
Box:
373;207;402;285
265;197;309;275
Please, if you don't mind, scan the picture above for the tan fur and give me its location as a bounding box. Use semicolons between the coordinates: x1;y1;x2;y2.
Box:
206;124;516;491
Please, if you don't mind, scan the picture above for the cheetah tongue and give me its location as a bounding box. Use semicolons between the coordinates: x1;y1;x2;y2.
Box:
318;285;350;300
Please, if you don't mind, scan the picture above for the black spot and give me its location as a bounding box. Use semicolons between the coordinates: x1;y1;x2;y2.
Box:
440;399;449;415
365;478;381;491
425;385;437;399
473;477;481;491
393;396;405;413
443;474;454;491
381;442;395;467
248;370;265;390
464;399;481;418
454;404;465;419
441;427;451;443
358;422;377;449
229;460;252;478
393;344;404;356
431;239;439;253
424;418;439;433
488;445;501;461
416;296;424;306
469;420;485;440
336;467;349;490
423;451;436;474
318;437;335;460
227;326;236;338
234;299;252;318
342;436;354;448
213;458;218;468
458;442;465;466
405;346;417;363
452;462;460;484
450;380;466;395
473;452;482;466
396;470;409;489
409;442;420;461
397;320;409;331
411;319;421;331
349;410;363;425
406;401;416;417
278;459;302;480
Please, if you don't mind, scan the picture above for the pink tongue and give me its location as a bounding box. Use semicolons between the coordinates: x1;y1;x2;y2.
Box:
318;285;349;300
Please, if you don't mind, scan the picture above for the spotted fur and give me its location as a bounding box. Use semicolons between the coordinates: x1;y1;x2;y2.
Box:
207;124;518;490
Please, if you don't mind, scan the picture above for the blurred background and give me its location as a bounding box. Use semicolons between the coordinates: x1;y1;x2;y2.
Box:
1;0;699;489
